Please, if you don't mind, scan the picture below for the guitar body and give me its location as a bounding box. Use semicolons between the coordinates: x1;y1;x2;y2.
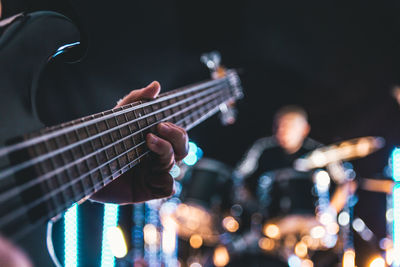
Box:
0;11;80;265
0;10;242;267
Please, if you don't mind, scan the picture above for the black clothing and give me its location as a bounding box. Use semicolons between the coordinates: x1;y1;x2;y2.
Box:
235;136;321;218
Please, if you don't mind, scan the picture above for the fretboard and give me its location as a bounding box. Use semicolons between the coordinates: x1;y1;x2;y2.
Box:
0;71;242;239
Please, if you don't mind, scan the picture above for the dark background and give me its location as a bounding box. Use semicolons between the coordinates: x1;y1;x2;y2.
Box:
4;0;400;266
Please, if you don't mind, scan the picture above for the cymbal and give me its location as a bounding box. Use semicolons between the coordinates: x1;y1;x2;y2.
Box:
360;178;394;194
294;136;385;171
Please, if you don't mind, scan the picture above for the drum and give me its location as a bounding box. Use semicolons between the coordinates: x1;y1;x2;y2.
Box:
255;168;338;261
169;158;233;245
257;168;317;218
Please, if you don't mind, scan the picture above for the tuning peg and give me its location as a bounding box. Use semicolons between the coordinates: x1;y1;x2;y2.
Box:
201;51;221;73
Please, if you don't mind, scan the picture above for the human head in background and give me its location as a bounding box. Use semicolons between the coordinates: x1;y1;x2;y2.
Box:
273;105;310;154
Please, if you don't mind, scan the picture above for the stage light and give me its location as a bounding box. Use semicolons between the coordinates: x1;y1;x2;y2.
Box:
101;204;119;267
183;153;198;166
310;226;325;239
258;237;275;251
386;247;394;265
314;170;330;191
64;204;78;267
309;151;327;168
189;234;203;249
106;226;127;258
342;249;355;267
169;164;181;179
393;184;400;266
326;222;340;235
338;211;350;226
352;218;365;232
392;148;400;182
143;224;159;246
392;148;400;266
162;224;177;254
321;234;338;248
190;263;202;267
222;216;239;233
386;208;394;222
288;255;301;267
294;242;308;258
188;142;198;154
319;212;334;226
263;224;280;239
301;259;313;267
369;256;385;267
213;246;230;267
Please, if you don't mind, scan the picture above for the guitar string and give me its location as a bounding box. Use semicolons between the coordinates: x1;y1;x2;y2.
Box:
1;92;230;235
0;87;229;203
0;81;230;181
8;95;229;241
0;89;231;229
0;77;229;157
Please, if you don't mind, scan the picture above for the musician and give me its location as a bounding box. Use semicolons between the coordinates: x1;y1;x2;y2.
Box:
2;83;188;267
235;105;352;219
235;105;320;216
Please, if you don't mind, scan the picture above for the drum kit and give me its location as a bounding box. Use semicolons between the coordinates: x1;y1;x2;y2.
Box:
161;136;389;267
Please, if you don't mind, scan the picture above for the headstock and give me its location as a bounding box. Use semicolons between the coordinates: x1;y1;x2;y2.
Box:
201;51;243;125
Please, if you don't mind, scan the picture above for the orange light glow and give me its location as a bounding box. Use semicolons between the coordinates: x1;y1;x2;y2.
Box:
213;246;230;267
189;234;203;249
295;241;308;258
222;216;239;233
263;224;280;239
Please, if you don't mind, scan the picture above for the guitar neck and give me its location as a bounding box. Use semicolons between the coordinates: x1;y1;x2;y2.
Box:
0;72;242;239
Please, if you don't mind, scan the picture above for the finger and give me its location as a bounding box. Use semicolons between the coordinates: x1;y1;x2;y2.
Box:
146;133;175;171
157;122;188;162
116;81;161;107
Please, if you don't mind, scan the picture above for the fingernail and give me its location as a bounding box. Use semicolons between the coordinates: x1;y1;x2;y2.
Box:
148;134;158;144
159;123;170;133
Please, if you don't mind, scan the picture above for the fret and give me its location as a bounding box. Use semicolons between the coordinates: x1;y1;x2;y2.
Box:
31;143;57;214
167;97;177;124
73;129;92;197
94;118;113;183
40;142;65;212
122;107;141;166
133;106;146;143
189;96;200;123
132;107;147;161
152;101;163;122
112;113;130;169
83;124;103;191
48;137;72;210
61;134;82;202
161;99;172;119
104;116;122;176
140;105;151;130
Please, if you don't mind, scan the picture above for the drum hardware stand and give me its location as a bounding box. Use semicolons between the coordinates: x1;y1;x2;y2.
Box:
46;214;63;267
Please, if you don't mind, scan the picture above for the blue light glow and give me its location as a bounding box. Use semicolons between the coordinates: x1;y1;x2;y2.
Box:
188;142;198;154
392;148;400;266
183;141;203;166
64;204;78;267
101;204;119;267
287;254;301;267
183;153;198;166
392;148;400;182
393;184;400;267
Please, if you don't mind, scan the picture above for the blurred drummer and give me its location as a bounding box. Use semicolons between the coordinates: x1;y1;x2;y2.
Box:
234;105;351;216
235;105;318;185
